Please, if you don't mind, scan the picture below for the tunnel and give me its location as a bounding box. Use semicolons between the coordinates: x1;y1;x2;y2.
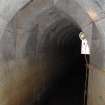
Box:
0;6;89;105
1;1;105;105
30;7;89;105
37;23;86;104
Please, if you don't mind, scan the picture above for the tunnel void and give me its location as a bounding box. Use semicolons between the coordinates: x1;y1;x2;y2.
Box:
34;9;89;105
1;6;89;105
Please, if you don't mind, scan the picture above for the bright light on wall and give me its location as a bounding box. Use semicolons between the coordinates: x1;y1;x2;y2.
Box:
79;32;90;55
87;9;98;21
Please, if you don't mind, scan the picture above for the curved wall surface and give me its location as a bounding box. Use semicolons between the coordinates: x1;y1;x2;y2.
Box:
0;4;84;105
1;0;105;105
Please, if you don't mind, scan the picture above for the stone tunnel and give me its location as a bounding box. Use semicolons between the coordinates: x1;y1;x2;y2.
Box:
0;0;105;105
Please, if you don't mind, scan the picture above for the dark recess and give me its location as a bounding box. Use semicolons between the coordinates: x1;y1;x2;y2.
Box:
36;18;89;105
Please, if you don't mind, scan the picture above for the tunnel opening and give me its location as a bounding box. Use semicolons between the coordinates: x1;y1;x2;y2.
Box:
0;3;92;105
36;16;90;105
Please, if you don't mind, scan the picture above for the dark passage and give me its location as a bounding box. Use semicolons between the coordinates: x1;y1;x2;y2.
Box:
35;11;89;105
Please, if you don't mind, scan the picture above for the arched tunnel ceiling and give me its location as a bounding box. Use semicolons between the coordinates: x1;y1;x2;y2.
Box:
0;0;105;69
0;0;105;70
0;0;105;37
1;6;81;59
0;0;92;49
0;0;93;48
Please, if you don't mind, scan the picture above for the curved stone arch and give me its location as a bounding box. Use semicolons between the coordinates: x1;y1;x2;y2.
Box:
55;0;93;47
0;0;32;39
0;0;92;39
0;1;95;105
36;14;81;58
34;6;81;54
2;0;92;59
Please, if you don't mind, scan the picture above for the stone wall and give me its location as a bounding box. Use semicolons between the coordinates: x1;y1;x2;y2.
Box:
0;2;82;105
1;0;105;105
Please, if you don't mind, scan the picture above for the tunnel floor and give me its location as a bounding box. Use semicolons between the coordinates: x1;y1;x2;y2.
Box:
38;54;88;105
